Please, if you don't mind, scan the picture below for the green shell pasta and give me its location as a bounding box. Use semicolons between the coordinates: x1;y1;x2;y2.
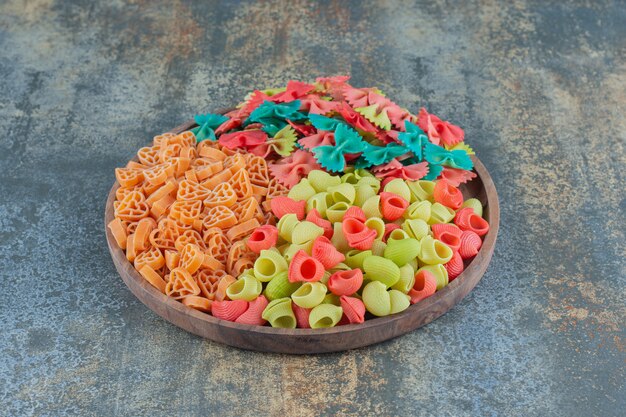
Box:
309;304;343;328
288;179;317;201
344;250;372;269
326;201;351;223
404;200;432;221
402;218;430;240
392;264;416;293
384;237;420;266
331;222;350;253
277;213;300;242
306;192;333;217
308;170;341;193
262;297;297;328
225;275;263;301
370;240;387;257
361;195;382;218
264;271;301;301
354;184;377;207
291;221;324;245
383;178;412;202
282;242;314;261
362;255;400;288
364;217;385;240
254;249;289;282
418;235;453;265
291;282;327;308
362;281;410;316
407;180;436;202
327;183;356;205
429;203;456;224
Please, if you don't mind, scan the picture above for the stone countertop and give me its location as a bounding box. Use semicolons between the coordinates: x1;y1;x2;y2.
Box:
1;1;624;416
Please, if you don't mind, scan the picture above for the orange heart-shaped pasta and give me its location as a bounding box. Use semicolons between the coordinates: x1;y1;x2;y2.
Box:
115;167;144;188
114;190;149;222
204;182;237;208
174;229;206;252
134;245;165;271
137;145;161;167
169;200;202;225
165;267;200;300
176;179;211;201
202;205;237;230
231;197;260;223
228;169;253;201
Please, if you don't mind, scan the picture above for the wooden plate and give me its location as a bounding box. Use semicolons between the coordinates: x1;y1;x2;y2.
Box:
105;118;499;354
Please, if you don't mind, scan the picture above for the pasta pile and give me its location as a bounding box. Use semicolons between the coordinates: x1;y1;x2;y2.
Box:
213;169;489;328
109;76;490;329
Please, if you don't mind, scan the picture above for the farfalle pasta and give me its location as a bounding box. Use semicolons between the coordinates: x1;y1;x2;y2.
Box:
109;77;490;329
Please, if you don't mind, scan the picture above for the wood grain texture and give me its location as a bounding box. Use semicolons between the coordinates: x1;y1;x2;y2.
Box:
104;119;499;354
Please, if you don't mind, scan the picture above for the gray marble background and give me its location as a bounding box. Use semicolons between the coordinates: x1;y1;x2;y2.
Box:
1;1;624;416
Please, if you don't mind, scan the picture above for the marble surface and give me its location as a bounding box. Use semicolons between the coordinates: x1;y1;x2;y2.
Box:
1;1;624;416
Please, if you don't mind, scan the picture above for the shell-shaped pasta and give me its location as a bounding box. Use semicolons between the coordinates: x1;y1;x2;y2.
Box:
246;225;279;253
277;213;300;242
262;298;297;328
404;200;432;221
431;223;462;252
307;170;341;192
291;221;324;245
418;235;453;265
433;180;464;210
264;271;301;301
341;172;359;185
389;290;410;314
364;217;385;240
344;205;366;222
354;184;377;207
288;179;316;201
311;236;345;269
461;198;484;217
327;183;356;205
292;304;311;328
253;249;288;282
309;304;343;328
407;180;436;202
429;202;456;224
322;293;341;306
306;192;333;218
402;218;430;240
393;264;416;293
234;295;269;325
282;242;314;262
327;269;363;296
380;192;409;221
417;264;448;290
344;250;372;269
305;209;333;239
340;295;366;324
343;217;377;250
288;250;325;283
362;195;382;218
225;275;263;301
445;251;464;281
362;281;389;315
363;256;400;288
454;207;490;236
331;222;350;253
291;282;327;308
458;230;483;259
212;299;248;322
408;270;438;304
370;240;387;257
326;201;351;223
383;178;412;202
384;237;420;267
356;176;381;193
271;196;306;220
388;228;410;241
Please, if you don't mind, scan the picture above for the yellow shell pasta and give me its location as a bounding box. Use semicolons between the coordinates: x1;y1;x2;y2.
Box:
288;179;317;201
392;264;416;293
362;195;382;218
291;221;324;245
428;203;456;224
402;218;430;240
306;192;333;217
309;304;343;328
383;178;411;202
364;217;385;240
344;250;372;269
308;170;341;193
277;213;300;242
362;255;400;288
418;264;449;290
264;271;301;301
254;248;289;282
404;200;432;221
291;282;327;309
461;197;483;217
226;275;263;301
326;201;350;223
262;297;297;328
362;281;411;316
327;183;356;205
407;180;436;202
418;235;453;265
384;237;420;266
370;240;387;257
